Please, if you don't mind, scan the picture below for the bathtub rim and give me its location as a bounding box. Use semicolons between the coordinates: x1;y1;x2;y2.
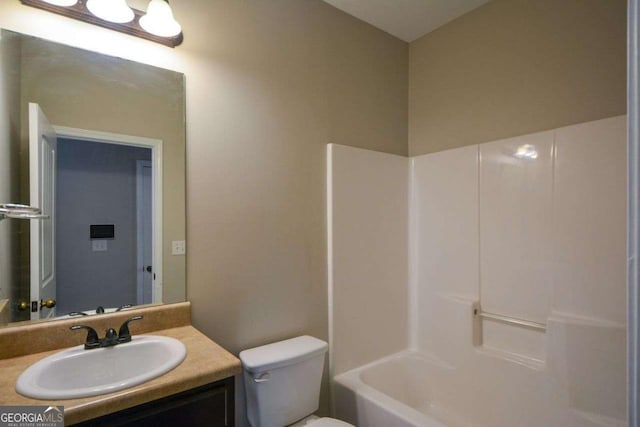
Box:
332;350;454;427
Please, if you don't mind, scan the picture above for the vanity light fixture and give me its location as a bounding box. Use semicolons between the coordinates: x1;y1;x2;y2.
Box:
20;0;184;47
140;0;182;38
86;0;134;24
41;0;78;6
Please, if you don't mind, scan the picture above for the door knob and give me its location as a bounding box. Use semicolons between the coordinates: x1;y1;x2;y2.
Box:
145;266;152;273
40;299;56;309
17;301;29;311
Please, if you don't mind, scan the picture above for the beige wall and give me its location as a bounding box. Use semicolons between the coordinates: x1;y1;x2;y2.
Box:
408;0;627;155
19;37;186;304
181;4;407;415
0;299;8;326
178;0;407;357
0;31;21;322
0;33;12;304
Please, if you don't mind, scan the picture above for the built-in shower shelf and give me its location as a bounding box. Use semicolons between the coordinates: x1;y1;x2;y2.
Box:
475;345;545;371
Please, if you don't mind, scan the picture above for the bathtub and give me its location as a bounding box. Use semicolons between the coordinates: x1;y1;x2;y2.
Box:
332;349;625;427
333;351;470;427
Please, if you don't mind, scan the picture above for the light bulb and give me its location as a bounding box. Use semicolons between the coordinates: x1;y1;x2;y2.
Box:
86;0;134;24
41;0;78;5
139;0;182;38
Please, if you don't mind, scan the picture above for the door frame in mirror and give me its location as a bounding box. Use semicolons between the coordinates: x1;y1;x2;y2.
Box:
52;125;164;304
29;103;58;320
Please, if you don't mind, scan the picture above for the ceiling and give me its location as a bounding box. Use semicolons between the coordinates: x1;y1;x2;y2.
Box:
322;0;490;42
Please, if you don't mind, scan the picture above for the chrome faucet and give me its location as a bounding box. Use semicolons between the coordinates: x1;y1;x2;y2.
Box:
70;316;143;350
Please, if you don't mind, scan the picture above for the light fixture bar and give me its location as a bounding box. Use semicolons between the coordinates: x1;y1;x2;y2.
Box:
20;0;183;48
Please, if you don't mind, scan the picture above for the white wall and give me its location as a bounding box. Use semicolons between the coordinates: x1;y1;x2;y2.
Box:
327;144;409;376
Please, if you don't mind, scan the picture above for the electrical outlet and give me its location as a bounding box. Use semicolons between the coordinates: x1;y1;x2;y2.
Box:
92;240;108;252
172;240;186;255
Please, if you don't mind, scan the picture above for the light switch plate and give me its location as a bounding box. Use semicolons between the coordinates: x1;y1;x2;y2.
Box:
171;240;186;255
92;240;108;252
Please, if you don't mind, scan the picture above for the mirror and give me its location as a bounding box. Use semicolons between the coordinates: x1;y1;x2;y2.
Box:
0;29;186;326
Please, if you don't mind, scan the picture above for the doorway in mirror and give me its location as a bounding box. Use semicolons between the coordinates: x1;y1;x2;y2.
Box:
28;103;164;318
56;139;152;315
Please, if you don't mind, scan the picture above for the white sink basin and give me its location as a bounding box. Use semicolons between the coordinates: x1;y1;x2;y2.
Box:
16;335;187;400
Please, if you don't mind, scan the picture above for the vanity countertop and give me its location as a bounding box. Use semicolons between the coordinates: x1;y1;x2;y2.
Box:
0;304;241;425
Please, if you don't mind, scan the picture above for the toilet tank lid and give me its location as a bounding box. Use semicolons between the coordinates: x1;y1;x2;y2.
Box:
239;335;328;373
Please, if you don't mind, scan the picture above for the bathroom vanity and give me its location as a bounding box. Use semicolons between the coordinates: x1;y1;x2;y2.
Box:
0;303;241;426
71;377;234;427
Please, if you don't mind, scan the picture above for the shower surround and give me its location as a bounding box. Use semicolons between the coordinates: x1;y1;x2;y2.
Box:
327;115;627;427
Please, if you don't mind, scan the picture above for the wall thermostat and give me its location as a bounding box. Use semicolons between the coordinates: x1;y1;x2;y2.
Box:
90;224;115;240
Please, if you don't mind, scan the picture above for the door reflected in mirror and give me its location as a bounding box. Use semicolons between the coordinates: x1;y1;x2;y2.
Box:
0;29;186;326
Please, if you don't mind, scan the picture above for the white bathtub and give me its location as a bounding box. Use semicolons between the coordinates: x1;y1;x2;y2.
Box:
332;349;626;427
333;351;472;427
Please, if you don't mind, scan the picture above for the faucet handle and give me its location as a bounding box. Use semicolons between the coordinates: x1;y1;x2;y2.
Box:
70;325;100;349
117;315;143;343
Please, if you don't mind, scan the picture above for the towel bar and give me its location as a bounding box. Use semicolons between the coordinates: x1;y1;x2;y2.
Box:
473;308;547;332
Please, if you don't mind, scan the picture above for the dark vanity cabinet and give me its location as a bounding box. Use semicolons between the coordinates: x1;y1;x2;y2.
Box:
71;377;234;427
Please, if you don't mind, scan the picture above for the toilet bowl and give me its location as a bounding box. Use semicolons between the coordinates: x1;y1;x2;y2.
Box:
239;336;354;427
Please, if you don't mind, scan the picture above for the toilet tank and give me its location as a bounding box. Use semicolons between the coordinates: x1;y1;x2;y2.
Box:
239;336;329;427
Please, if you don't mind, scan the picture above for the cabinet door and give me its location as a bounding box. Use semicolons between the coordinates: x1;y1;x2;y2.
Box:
73;377;234;427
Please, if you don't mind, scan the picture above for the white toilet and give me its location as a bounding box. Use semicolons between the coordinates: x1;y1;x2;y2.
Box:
239;335;354;427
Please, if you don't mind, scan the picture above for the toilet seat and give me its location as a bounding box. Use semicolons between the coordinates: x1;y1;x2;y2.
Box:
305;417;354;427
